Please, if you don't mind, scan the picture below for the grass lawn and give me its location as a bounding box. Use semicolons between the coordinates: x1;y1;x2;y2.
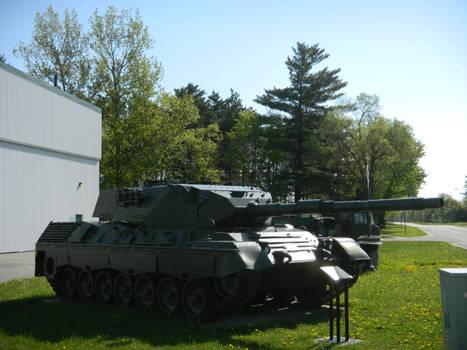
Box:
1;241;466;349
381;222;427;238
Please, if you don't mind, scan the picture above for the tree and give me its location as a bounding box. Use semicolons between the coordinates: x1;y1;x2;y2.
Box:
0;54;6;63
256;42;347;201
142;94;219;183
353;93;381;127
330;94;426;201
15;6;223;188
404;194;467;223
207;89;245;183
260;114;290;200
174;83;215;127
14;6;91;97
225;110;267;186
88;7;162;188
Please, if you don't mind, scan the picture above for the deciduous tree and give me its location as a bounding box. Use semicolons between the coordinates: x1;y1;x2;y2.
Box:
88;7;162;188
143;94;220;183
331;93;426;201
14;6;91;98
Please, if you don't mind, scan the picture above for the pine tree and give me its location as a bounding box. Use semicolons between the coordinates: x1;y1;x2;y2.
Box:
255;42;346;201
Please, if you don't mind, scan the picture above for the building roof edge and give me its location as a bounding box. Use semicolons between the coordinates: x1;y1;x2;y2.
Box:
0;61;101;114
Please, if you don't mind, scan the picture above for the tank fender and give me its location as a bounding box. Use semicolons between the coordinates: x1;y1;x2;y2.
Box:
332;237;370;262
214;242;271;277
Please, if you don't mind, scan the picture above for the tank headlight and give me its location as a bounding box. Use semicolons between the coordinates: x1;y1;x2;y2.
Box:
263;245;271;254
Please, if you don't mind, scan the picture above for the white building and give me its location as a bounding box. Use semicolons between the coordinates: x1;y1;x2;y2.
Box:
0;62;101;253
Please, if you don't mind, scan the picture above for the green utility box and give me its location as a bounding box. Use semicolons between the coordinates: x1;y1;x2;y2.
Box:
439;268;467;350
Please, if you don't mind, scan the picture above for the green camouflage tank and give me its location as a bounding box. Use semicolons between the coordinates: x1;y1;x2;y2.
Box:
35;184;442;319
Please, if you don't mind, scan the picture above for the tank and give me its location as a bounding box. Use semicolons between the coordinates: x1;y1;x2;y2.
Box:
35;184;443;319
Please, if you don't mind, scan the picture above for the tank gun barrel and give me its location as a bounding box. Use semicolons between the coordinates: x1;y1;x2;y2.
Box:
247;197;444;217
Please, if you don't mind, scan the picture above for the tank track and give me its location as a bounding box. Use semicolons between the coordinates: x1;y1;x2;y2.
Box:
46;267;261;321
47;263;359;319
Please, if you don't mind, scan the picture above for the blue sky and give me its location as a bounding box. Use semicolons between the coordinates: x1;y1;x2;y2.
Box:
1;0;466;199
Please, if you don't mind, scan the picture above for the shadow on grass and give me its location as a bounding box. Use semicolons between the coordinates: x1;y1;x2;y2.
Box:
0;295;330;349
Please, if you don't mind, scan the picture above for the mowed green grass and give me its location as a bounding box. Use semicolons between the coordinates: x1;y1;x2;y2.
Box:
1;241;466;350
381;223;427;237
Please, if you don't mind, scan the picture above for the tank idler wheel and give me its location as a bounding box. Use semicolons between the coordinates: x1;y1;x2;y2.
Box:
59;267;77;299
157;277;180;314
114;273;133;306
95;271;113;304
78;271;94;301
181;280;209;317
134;274;155;311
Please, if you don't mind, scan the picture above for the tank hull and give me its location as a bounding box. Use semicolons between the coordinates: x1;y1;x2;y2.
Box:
35;220;368;319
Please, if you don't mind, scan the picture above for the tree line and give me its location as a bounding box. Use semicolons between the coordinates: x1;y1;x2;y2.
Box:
13;6;426;201
396;178;467;223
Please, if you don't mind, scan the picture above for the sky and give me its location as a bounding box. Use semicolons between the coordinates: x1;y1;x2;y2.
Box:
1;0;466;200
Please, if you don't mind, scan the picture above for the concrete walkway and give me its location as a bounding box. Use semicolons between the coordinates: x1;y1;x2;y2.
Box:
0;251;35;283
384;223;467;250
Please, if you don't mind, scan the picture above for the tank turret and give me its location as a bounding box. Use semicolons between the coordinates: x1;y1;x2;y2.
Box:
92;184;273;228
93;184;442;227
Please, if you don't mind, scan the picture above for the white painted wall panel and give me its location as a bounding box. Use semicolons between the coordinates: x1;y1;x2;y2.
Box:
0;63;101;253
0;65;101;160
0;141;99;252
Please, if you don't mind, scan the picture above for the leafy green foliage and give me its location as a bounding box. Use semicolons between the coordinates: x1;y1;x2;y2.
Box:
14;6;91;98
16;6;222;188
174;83;215;127
88;7;161;188
330;94;426;201
225;110;266;186
142;94;220;183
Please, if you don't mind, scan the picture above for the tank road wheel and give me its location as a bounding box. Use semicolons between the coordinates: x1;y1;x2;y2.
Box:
181;280;210;317
114;273;133;306
215;274;237;297
59;267;77;299
157;277;180;314
95;271;113;304
78;271;94;301
134;275;155;311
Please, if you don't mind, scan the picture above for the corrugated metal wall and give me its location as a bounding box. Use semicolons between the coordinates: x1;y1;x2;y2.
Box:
0;63;101;253
0;64;101;159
